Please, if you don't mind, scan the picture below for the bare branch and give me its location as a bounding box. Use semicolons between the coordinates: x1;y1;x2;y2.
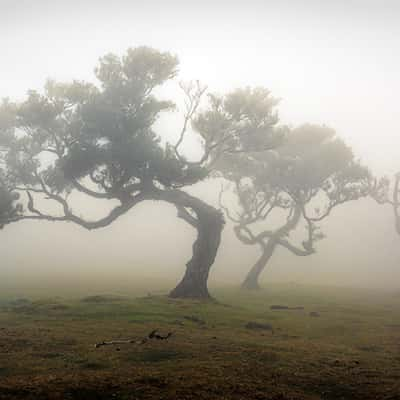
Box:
10;190;147;231
218;183;240;223
234;224;274;245
277;237;314;256
174;81;207;159
71;179;114;199
26;191;43;216
35;173;71;217
95;329;173;349
176;205;199;228
301;199;345;222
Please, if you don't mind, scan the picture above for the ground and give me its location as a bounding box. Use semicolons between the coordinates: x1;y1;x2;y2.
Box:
1;283;400;399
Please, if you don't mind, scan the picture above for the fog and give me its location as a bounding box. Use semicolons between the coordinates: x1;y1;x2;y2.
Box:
1;0;400;295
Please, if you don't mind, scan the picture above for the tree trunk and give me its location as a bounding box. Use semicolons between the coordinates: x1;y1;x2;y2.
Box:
150;188;224;299
169;206;224;298
236;206;302;290
241;239;277;290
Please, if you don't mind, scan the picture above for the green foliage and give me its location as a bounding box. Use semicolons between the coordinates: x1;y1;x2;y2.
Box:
194;87;284;160
0;46;287;229
96;47;178;92
0;46;210;200
229;124;371;206
0;99;17;141
0;181;21;228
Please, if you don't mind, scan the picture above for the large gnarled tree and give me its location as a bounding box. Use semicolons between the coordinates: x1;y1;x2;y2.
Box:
0;47;282;298
220;124;372;289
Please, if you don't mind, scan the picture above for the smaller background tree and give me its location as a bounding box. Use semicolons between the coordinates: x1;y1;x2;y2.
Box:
219;124;372;290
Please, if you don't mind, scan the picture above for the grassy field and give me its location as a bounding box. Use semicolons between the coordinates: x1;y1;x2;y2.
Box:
0;283;400;399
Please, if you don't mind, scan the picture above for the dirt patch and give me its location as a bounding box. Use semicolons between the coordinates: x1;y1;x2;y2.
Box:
183;315;206;325
124;349;184;363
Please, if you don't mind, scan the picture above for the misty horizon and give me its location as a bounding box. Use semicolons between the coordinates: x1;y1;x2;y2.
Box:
1;0;400;295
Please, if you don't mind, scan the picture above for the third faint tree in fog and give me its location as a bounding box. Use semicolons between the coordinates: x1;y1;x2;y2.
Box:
373;173;400;236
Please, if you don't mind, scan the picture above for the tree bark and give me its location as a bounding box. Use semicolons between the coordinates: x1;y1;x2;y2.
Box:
169;206;224;298
241;239;277;290
150;188;225;299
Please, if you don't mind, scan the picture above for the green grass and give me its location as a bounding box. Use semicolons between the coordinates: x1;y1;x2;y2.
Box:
0;284;400;399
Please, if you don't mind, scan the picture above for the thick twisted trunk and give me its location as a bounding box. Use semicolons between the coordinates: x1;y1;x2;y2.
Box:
150;188;224;299
169;207;224;298
241;239;277;290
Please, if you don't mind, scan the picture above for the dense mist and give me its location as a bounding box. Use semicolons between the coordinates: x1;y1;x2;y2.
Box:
1;184;399;296
1;0;399;296
1;2;400;400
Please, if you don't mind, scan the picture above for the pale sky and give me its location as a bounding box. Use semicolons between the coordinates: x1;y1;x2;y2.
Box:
1;1;400;294
0;0;399;173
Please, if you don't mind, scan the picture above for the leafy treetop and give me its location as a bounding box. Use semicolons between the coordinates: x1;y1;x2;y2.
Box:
0;46;283;229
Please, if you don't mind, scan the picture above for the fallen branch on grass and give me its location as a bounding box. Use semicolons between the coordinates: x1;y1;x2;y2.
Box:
95;329;173;349
148;329;173;340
